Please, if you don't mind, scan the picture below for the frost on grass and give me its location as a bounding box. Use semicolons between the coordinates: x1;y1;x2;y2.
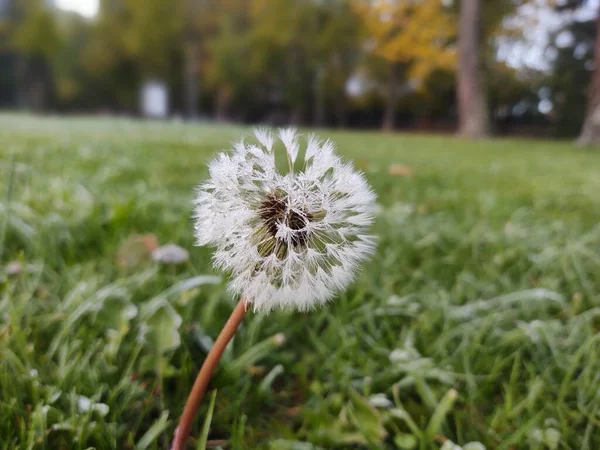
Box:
193;129;377;312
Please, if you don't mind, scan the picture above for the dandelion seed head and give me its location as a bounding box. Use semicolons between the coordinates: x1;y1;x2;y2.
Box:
193;128;376;312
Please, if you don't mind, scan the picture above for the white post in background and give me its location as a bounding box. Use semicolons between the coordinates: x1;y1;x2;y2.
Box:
140;79;169;119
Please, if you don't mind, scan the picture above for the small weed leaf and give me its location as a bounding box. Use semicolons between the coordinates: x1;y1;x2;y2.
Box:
137;303;183;354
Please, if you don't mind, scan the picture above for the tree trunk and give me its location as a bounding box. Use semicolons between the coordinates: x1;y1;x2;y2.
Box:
457;0;490;138
313;65;326;127
16;55;28;110
184;43;199;120
336;96;347;128
578;10;600;146
29;79;46;113
215;88;230;122
291;107;303;126
382;64;398;131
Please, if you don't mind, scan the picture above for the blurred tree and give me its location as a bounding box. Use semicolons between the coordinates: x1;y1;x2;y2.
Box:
354;0;456;130
575;2;600;145
82;0;186;112
0;0;566;135
203;0;254;121
203;0;361;125
82;0;138;110
182;0;211;119
0;0;20;107
488;61;542;135
52;13;93;109
545;9;594;137
10;0;61;111
247;0;326;125
548;0;600;144
120;0;185;79
457;0;489;138
308;0;362;126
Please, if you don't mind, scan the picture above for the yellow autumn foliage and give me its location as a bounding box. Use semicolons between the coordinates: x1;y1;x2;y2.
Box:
354;0;456;86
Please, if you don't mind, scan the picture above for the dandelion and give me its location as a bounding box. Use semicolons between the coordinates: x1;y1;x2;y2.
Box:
172;129;376;449
193;128;377;312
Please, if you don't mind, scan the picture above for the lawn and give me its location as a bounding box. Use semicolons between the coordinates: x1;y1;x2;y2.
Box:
1;113;600;450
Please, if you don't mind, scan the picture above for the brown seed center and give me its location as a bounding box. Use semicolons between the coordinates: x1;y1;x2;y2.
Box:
258;192;311;250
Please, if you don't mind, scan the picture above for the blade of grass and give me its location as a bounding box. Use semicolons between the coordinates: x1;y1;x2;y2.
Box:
135;411;170;450
196;390;218;450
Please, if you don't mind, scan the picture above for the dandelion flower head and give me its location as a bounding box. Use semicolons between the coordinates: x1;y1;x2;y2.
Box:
193;129;376;312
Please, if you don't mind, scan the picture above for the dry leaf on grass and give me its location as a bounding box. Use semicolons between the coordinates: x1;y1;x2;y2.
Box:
388;164;414;177
285;406;302;417
116;233;159;268
355;159;369;170
246;365;266;376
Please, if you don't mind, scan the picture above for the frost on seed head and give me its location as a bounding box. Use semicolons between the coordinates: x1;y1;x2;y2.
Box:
193;128;377;313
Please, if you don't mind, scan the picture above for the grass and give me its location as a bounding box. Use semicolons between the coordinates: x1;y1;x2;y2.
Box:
1;113;600;450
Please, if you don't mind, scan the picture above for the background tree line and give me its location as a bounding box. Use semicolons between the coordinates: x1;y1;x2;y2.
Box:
1;0;599;142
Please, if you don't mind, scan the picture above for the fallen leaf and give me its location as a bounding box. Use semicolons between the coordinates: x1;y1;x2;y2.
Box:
152;244;189;264
137;303;183;354
285;406;302;417
116;234;158;268
247;365;266;376
388;164;414;177
140;233;159;251
355;159;369;170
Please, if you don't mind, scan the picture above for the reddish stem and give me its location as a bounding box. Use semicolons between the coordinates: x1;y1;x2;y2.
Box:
171;298;248;450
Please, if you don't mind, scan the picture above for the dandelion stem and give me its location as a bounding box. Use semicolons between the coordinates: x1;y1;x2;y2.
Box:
171;298;248;450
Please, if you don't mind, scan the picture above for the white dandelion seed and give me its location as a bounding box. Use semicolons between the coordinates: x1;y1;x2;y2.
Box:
193;128;377;313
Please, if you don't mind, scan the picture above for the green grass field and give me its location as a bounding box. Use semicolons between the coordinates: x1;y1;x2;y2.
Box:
1;114;600;450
